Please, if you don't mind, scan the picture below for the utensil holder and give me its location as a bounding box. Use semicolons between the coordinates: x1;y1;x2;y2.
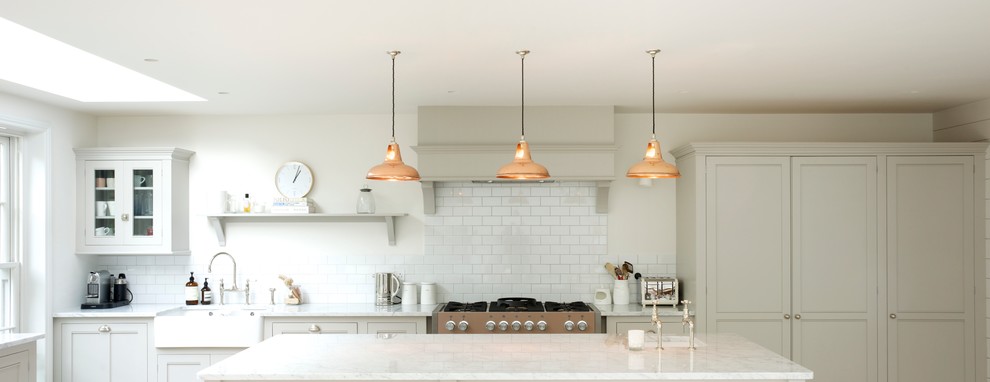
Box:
613;279;630;305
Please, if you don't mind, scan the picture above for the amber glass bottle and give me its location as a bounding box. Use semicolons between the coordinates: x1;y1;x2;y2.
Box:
201;278;212;305
185;272;199;305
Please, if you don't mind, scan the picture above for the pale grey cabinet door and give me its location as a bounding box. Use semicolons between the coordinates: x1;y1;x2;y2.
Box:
705;156;791;356
886;156;975;382
792;157;878;382
60;323;149;382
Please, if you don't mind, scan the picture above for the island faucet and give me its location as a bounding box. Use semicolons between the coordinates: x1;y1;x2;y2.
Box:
208;252;239;305
648;288;663;350
681;300;696;350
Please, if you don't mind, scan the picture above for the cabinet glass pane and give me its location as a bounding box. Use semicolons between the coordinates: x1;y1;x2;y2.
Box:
132;168;154;237
94;169;116;237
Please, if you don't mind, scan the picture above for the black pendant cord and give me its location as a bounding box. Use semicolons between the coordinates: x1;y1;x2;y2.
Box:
520;53;525;139
391;53;397;139
651;52;656;136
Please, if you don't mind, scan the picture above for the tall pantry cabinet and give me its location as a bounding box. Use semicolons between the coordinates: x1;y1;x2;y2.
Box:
672;143;987;382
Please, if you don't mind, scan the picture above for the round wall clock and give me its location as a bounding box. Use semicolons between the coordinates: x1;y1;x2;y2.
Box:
275;161;314;198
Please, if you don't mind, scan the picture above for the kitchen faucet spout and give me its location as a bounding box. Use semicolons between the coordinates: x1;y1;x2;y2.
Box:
208;252;238;292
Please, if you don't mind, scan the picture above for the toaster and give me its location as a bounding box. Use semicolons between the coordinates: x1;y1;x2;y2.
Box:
641;277;678;306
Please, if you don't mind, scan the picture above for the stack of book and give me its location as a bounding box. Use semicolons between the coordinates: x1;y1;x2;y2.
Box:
270;197;314;214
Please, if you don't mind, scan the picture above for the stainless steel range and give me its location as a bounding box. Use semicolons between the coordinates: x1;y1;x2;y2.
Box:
433;297;600;334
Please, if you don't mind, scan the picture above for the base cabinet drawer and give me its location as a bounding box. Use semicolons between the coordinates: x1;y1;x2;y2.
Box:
367;322;418;334
271;322;359;336
605;316;684;335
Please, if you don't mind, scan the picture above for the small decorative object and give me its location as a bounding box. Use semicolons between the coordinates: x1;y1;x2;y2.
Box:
278;274;302;304
356;185;376;214
275;161;314;198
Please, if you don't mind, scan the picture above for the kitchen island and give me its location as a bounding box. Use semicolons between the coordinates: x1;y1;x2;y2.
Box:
198;333;812;381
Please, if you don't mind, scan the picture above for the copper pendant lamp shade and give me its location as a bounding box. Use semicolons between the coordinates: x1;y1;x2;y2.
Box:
367;51;420;182
626;49;680;179
367;139;420;181
497;50;549;180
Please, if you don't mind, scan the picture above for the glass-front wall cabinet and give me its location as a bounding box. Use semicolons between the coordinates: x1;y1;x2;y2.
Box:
76;147;192;256
85;161;162;247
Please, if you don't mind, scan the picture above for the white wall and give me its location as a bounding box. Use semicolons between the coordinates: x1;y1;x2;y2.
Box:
0;92;97;382
93;112;932;304
934;98;990;382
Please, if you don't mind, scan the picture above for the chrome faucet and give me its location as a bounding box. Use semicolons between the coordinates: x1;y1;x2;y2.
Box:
208;252;239;305
648;288;663;350
681;300;696;350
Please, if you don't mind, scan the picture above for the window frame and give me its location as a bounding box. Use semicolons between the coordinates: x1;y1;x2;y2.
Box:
0;134;21;332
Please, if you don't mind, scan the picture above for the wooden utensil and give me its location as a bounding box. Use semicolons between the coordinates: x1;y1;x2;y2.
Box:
604;262;618;279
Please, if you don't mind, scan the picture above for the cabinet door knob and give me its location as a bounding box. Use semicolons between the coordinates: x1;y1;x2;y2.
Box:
308;324;321;333
889;313;896;319
121;213;130;222
98;325;111;333
794;314;801;320
783;314;790;319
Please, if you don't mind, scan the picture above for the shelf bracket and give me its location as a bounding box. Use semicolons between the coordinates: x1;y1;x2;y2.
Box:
207;216;227;246
385;216;397;246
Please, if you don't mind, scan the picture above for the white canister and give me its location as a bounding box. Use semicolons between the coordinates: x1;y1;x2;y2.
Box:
419;282;436;305
400;282;417;305
613;279;631;305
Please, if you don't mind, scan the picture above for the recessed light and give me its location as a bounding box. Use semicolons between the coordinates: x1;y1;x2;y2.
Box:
908;90;920;94
447;90;456;94
678;90;689;94
0;17;204;102
143;58;159;63
217;91;230;95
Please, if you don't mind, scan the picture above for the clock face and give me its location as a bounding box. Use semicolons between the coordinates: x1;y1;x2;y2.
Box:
275;161;314;198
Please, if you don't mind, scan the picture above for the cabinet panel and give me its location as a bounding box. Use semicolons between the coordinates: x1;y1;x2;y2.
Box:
887;156;975;382
791;157;878;382
0;350;30;382
612;318;683;335
58;322;150;382
795;319;871;382
61;324;111;382
157;354;210;382
715;319;786;355
706;157;790;355
892;320;967;382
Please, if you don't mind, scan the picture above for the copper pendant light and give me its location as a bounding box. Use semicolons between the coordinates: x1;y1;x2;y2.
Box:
496;50;550;180
626;49;680;179
367;51;421;181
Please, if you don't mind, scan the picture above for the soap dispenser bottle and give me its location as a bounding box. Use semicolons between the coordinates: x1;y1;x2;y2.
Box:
200;278;212;305
185;272;199;305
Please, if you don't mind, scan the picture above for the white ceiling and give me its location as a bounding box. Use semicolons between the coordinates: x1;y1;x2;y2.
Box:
1;0;989;116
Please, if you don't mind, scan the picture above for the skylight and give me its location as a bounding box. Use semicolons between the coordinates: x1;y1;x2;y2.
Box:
0;17;205;102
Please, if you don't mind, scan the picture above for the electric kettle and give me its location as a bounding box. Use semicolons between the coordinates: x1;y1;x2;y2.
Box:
373;272;401;305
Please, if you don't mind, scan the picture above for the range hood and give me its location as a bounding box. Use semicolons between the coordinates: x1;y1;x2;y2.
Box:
412;106;617;214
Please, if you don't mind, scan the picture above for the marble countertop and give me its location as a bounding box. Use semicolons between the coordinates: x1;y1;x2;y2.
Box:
0;333;44;351
54;303;439;318
199;333;811;381
595;304;691;317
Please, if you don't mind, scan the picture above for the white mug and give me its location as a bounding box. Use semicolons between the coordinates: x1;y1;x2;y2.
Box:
95;201;109;217
134;175;146;187
106;201;117;217
95;227;113;236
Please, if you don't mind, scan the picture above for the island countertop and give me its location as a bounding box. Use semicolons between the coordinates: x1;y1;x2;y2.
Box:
198;333;812;381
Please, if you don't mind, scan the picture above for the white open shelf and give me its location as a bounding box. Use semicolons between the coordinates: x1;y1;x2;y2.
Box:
205;213;408;247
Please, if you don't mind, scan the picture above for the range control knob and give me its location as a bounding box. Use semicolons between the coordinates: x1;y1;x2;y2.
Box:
576;320;588;331
444;320;456;331
485;321;496;331
564;320;575;331
524;321;535;331
498;321;509;331
536;321;548;331
511;321;522;331
458;321;469;331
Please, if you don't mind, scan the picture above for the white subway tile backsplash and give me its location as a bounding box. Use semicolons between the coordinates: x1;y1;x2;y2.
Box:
96;181;674;304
